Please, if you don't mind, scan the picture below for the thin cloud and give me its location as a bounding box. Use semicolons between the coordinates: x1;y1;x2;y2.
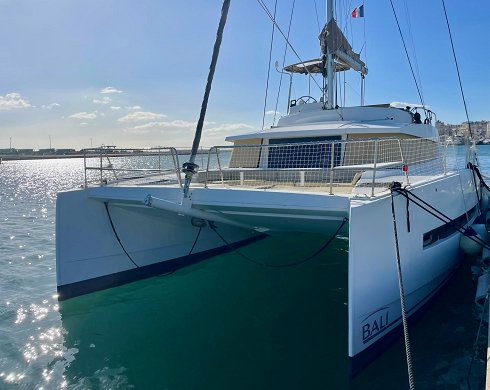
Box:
205;123;254;134
93;97;112;105
265;110;280;116
0;92;32;110
123;127;151;134
124;119;196;134
41;102;61;110
110;106;122;110
133;120;196;132
125;105;142;110
68;111;97;120
125;120;246;136
100;86;123;94
117;111;167;123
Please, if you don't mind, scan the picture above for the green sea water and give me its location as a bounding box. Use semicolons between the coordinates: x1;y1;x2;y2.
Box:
0;146;487;389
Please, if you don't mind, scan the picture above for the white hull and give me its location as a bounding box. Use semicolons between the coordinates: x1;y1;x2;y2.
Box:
348;170;478;372
56;187;263;299
56;166;479;369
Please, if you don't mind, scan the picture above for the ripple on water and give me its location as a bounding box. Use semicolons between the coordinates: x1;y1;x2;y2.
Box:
0;159;84;389
0;152;488;388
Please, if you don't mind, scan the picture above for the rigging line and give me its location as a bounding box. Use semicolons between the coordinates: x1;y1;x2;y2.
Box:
256;0;323;92
273;0;296;126
211;218;347;268
347;0;352;39
313;0;321;33
457;163;470;224
402;0;424;104
104;202;139;268
362;0;367;65
343;69;346;107
335;72;339;108
339;0;349;46
344;80;362;98
262;0;279;131
441;0;474;140
388;0;425;108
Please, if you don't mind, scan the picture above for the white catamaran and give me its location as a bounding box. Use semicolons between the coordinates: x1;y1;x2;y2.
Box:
56;0;482;373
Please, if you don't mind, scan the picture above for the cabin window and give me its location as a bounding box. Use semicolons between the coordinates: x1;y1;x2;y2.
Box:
267;136;342;169
423;206;477;248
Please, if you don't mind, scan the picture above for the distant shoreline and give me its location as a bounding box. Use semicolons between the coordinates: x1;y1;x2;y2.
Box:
1;144;487;163
1;154;86;161
0;150;208;162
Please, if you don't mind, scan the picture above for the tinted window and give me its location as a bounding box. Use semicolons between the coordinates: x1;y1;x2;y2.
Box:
268;137;342;169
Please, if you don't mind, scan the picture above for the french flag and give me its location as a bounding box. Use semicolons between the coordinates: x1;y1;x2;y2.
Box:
351;4;364;18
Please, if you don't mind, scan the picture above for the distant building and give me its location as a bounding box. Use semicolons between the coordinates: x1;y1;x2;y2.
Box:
17;149;34;155
38;148;55;154
55;149;76;155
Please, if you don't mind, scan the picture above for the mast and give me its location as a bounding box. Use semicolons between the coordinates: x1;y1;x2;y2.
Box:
326;0;335;109
182;0;231;198
284;1;367;109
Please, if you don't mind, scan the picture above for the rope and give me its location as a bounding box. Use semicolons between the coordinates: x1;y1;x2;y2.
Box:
466;292;489;390
362;0;367;72
256;0;323;93
402;0;425;105
469;162;490;192
261;0;278;131
273;0;296;126
388;0;425;108
313;0;321;33
390;189;416;390
104;202;139;268
393;187;490;251
188;227;202;255
470;162;482;212
441;0;474;141
210;218;347;268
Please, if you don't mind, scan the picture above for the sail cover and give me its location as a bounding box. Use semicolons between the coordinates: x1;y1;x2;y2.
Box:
284;19;367;75
319;19;367;75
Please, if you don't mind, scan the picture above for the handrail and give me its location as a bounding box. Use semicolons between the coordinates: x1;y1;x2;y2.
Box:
83;147;182;187
371;139;379;197
203;137;446;196
82;138;449;196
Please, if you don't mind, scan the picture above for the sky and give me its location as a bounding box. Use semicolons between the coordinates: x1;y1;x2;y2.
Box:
0;0;489;150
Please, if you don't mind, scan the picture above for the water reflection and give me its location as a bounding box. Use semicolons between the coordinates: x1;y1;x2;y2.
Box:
59;234;350;389
0;153;487;389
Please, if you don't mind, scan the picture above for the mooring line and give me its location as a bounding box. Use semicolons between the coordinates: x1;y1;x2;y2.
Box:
466;292;489;390
104;202;140;268
210;217;347;268
390;187;416;390
392;186;490;251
